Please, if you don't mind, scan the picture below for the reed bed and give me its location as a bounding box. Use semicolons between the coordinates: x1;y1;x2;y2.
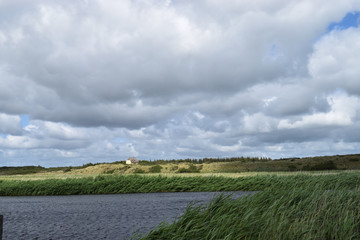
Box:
138;185;360;240
0;172;359;196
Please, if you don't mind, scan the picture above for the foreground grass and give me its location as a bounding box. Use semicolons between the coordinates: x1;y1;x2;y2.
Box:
138;186;360;240
0;172;359;196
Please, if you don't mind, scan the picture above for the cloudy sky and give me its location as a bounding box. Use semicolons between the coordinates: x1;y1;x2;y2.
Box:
1;0;360;167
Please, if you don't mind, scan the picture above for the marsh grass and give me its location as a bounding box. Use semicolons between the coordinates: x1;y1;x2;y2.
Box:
0;172;359;196
139;185;360;240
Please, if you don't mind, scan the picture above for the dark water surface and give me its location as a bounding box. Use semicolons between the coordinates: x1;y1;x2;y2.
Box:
0;191;253;240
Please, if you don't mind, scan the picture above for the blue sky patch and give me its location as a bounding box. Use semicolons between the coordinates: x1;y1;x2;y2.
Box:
21;115;29;128
328;11;360;31
114;138;127;143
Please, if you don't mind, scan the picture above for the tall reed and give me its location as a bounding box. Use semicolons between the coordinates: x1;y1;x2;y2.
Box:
139;185;360;240
0;172;359;196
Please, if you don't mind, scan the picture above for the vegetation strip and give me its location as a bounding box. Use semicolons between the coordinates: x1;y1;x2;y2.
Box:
0;172;359;196
137;186;360;240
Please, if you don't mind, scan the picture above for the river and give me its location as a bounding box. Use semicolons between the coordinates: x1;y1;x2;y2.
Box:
0;191;253;240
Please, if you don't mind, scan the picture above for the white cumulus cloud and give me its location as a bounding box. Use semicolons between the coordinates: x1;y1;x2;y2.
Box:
1;0;360;166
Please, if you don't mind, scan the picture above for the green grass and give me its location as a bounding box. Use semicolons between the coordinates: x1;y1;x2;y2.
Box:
138;186;360;240
0;172;359;196
134;172;360;239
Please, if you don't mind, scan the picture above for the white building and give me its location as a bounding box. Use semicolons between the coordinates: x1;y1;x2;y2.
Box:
126;157;139;165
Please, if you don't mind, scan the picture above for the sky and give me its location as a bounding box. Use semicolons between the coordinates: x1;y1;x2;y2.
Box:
1;0;360;167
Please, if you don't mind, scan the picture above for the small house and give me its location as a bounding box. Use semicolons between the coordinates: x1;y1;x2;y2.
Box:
126;157;139;165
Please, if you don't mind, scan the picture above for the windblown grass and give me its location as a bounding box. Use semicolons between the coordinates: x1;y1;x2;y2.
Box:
0;172;359;196
139;185;360;240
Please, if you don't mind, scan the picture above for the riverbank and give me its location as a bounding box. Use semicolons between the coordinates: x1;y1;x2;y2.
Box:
0;172;359;196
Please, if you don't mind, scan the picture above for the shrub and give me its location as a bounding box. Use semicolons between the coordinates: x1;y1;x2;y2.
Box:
82;163;95;168
177;168;192;173
288;165;297;171
310;160;337;171
170;166;178;171
103;169;115;174
177;164;200;173
349;158;359;162
133;169;146;174
0;166;45;175
63;167;72;173
118;165;131;173
302;160;337;171
149;165;163;173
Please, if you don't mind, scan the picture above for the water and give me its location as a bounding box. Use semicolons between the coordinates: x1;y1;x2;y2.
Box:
0;192;253;240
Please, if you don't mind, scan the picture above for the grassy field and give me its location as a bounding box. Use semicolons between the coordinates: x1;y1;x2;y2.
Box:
1;154;360;180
